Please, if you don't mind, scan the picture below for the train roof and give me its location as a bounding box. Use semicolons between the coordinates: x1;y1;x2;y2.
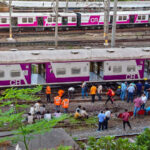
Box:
5;1;150;8
0;12;76;17
0;47;150;64
1;10;150;17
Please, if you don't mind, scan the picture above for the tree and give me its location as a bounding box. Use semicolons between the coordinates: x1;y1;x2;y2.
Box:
0;86;67;150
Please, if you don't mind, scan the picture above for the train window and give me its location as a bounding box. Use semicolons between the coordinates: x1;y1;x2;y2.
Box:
0;71;4;78
119;16;122;21
56;68;66;75
108;66;111;71
127;65;136;72
113;66;122;73
72;17;76;22
11;70;21;77
22;18;27;23
142;15;146;20
48;17;52;22
123;16;127;21
1;18;6;23
28;18;33;23
138;16;141;20
53;17;56;22
71;68;81;75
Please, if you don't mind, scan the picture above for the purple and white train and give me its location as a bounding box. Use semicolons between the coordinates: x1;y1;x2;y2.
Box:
0;10;150;30
0;47;150;87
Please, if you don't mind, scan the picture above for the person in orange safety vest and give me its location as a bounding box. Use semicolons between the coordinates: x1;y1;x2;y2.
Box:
61;98;69;113
58;89;65;98
90;85;97;103
54;96;61;111
46;85;51;103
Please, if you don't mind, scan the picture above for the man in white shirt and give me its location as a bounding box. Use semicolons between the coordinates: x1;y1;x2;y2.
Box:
34;101;41;113
27;113;34;124
141;93;147;110
97;85;103;101
104;108;111;130
44;111;51;121
29;105;35;115
68;87;75;99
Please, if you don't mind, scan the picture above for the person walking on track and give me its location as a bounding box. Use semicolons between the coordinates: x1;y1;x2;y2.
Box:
46;85;51;103
105;87;114;105
90;84;97;103
122;109;132;131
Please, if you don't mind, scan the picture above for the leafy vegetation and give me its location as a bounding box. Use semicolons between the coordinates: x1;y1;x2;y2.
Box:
0;86;67;150
79;129;150;150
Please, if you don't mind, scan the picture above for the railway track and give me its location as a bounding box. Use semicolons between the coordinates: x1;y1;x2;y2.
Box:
75;132;140;143
0;26;150;37
0;38;150;47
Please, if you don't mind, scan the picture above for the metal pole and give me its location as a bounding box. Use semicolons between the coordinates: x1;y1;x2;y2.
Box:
9;0;12;39
103;0;110;46
55;0;59;48
65;0;68;12
111;0;118;47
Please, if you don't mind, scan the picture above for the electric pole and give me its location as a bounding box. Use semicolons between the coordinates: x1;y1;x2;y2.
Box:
55;0;59;48
9;0;12;39
103;0;110;46
111;0;118;47
65;0;68;12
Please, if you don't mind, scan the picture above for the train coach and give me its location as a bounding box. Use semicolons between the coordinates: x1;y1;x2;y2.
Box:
0;47;150;87
0;10;150;30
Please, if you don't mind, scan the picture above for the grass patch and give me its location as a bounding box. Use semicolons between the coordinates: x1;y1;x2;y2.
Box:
85;116;97;124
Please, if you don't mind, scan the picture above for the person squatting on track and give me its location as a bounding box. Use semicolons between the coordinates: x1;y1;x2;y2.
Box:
122;109;132;131
68;87;75;99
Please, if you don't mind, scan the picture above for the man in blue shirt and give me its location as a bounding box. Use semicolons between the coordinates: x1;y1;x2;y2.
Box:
98;111;106;131
144;81;150;99
127;84;135;103
136;81;143;97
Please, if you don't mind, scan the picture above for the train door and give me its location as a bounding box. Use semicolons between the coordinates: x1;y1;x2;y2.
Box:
90;62;104;81
144;60;150;79
129;15;135;23
37;17;44;26
149;15;150;23
62;17;68;25
76;13;81;27
110;15;113;24
31;64;46;84
11;17;18;27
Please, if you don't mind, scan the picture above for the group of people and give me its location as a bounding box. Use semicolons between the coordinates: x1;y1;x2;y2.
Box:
120;80;150;102
97;108;111;131
46;85;70;113
28;101;62;124
74;105;89;119
81;81;103;103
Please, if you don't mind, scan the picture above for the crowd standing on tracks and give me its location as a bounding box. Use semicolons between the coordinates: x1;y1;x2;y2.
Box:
24;78;150;131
